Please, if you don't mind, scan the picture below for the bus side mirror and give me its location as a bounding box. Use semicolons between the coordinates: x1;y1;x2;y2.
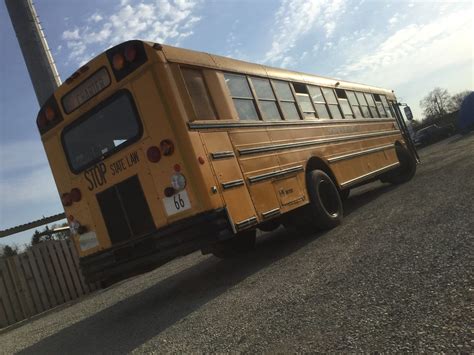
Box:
404;106;414;121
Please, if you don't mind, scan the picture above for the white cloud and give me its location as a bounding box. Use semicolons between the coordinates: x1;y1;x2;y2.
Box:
61;0;201;65
335;8;473;88
263;0;346;66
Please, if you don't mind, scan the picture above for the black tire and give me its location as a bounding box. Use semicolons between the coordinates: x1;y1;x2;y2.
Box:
381;145;417;185
304;169;343;230
211;229;256;258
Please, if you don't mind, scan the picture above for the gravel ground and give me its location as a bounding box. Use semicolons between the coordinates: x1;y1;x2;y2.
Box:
1;133;473;353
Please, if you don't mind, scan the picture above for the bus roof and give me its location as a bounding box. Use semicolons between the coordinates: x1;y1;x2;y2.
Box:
154;42;397;100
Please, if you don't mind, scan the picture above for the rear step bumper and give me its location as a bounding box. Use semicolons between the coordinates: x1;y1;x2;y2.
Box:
80;208;231;283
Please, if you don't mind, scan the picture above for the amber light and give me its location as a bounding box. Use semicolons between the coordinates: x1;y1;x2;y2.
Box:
198;156;205;165
61;193;72;207
112;53;125;70
160;139;175;156
70;188;82;202
45;106;55;121
147;146;161;163
124;45;137;62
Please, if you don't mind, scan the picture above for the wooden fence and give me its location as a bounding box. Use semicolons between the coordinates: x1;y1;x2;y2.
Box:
0;240;100;328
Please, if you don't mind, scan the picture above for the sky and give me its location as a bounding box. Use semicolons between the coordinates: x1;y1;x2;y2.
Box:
0;0;473;248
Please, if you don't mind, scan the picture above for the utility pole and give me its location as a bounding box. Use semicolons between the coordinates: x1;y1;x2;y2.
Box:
5;0;61;106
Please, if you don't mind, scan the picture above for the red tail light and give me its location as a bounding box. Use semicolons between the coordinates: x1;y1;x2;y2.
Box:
160;139;175;156
61;193;72;207
124;45;137;62
147;146;161;163
70;188;82;202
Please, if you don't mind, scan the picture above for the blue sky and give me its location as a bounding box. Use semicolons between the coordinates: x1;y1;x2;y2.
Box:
0;0;472;247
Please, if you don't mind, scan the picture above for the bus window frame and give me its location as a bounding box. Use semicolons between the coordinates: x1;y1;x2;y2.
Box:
180;66;218;121
61;89;144;175
249;76;283;122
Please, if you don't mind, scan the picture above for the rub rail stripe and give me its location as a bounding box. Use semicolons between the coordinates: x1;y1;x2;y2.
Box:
327;143;395;163
340;162;400;188
248;165;304;184
238;130;400;156
188;118;396;130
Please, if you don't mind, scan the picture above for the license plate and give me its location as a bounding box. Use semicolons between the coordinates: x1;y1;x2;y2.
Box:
163;190;191;216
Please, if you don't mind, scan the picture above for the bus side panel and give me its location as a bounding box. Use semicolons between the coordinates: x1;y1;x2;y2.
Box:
200;131;257;230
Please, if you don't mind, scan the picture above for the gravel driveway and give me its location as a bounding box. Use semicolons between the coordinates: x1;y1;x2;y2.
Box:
1;133;473;353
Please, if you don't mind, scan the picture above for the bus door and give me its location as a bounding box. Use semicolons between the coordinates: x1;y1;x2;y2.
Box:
392;103;420;162
200;131;258;233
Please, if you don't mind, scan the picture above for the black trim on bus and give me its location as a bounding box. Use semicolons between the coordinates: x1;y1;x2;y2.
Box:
261;208;281;220
61;89;144;175
327;143;395;163
61;66;111;115
80;208;233;283
248;165;304;184
211;151;235;160
239;130;400;156
340;162;400;188
221;179;245;190
188;117;396;130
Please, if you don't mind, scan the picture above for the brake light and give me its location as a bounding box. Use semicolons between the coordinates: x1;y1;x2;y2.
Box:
147;146;161;163
160;139;175;156
70;188;82;202
61;193;72;207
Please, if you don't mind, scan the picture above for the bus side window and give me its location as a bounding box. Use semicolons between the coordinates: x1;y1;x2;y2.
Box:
308;85;331;119
373;94;388;117
293;83;316;119
335;89;355;119
380;95;393;117
364;93;379;118
250;77;282;121
356;91;371;118
182;68;217;120
272;80;301;121
224;73;259;121
346;91;363;118
321;87;343;119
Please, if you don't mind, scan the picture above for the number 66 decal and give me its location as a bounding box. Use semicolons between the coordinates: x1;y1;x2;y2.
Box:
173;193;185;209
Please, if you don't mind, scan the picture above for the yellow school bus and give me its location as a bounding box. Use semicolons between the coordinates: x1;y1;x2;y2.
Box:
36;40;417;283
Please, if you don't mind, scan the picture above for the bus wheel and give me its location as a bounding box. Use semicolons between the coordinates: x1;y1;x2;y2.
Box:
211;229;256;258
381;145;417;185
305;169;343;230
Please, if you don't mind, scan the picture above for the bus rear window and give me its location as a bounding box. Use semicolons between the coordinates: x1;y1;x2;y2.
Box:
62;90;142;173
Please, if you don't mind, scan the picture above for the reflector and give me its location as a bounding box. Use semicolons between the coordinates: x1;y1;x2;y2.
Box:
61;193;72;207
45;107;55;121
147;146;161;163
160;139;175;156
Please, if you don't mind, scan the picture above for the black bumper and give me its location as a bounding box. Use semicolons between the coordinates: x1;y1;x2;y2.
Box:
80;208;231;283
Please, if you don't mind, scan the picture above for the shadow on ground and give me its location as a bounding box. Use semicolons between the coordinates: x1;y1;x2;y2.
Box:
19;182;393;354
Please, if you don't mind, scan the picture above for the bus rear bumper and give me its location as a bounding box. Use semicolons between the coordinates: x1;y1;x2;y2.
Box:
79;208;232;283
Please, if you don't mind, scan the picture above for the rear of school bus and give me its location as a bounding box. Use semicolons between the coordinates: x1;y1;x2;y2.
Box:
37;40;231;283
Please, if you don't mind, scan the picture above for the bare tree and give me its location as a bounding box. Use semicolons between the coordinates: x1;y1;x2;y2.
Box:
420;87;452;121
449;90;472;112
